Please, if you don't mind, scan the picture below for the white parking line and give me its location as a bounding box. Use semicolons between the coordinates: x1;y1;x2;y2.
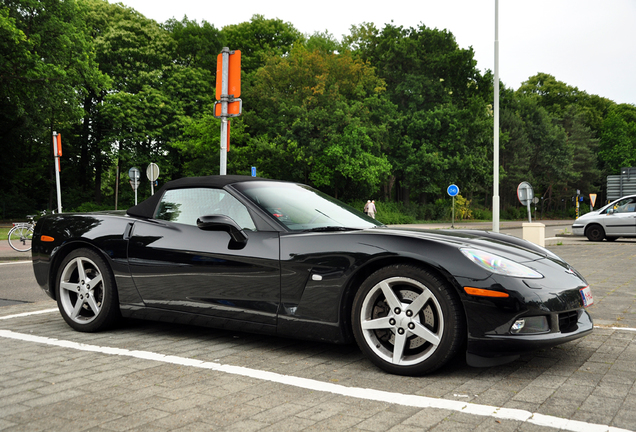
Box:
0;308;57;320
0;260;31;265
0;329;630;432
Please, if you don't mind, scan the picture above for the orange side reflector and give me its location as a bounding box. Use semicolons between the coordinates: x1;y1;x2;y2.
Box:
41;235;55;242
464;287;509;298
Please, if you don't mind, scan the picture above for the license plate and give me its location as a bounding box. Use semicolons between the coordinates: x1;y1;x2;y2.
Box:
580;286;594;307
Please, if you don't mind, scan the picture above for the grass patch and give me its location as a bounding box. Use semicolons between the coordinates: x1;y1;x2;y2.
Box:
0;227;10;241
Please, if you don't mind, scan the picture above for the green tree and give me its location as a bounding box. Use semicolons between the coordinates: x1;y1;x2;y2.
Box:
0;0;104;215
163;16;225;71
221;14;302;76
239;46;394;199
598;104;636;174
345;22;493;204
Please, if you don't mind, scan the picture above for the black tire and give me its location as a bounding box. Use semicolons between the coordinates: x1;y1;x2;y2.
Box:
56;248;120;332
351;264;465;376
585;224;605;242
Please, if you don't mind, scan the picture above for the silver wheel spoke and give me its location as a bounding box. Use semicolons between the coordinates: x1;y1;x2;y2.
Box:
60;281;77;293
76;258;87;283
361;316;393;330
406;290;432;315
88;273;103;289
86;296;101;315
410;322;441;346
70;298;85;319
392;331;407;363
379;281;401;310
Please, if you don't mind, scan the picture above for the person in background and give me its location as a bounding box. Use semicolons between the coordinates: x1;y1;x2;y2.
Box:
368;200;377;219
364;200;371;215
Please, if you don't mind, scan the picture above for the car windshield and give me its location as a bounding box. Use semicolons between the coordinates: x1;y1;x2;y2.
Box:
234;181;383;231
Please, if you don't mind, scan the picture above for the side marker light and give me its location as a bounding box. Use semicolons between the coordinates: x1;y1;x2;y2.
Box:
464;287;509;298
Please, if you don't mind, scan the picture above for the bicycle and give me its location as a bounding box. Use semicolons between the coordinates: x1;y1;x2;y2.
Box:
8;214;36;252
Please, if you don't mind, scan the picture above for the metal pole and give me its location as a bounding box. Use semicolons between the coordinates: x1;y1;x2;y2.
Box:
150;164;155;195
219;47;230;175
452;196;455;228
52;132;62;213
492;0;500;232
115;165;119;210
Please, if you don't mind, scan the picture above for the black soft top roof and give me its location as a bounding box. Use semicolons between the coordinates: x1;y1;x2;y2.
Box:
127;175;276;218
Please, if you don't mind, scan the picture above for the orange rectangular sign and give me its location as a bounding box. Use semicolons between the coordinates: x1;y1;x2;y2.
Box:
215;50;241;100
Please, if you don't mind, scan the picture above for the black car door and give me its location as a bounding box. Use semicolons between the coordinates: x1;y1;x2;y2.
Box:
127;187;280;326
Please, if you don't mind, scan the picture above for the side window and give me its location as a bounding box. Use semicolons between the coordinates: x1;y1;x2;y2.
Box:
154;188;256;230
612;198;636;213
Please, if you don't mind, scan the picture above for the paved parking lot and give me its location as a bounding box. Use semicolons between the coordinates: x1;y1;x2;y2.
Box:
1;225;635;431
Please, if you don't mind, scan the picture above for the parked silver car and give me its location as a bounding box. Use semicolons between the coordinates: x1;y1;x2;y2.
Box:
572;195;636;241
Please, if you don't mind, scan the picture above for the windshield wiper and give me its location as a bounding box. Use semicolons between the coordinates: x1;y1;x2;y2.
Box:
305;226;361;232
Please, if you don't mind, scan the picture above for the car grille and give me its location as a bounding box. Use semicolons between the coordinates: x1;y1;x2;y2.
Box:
558;311;579;333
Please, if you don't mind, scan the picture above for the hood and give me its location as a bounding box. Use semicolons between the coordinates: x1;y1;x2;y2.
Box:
374;227;560;264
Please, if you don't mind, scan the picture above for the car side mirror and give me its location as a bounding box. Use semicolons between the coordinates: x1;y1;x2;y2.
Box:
607;208;615;215
197;215;248;247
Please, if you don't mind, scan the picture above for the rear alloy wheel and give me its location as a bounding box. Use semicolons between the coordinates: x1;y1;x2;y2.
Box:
585;224;605;242
56;249;120;332
352;265;464;375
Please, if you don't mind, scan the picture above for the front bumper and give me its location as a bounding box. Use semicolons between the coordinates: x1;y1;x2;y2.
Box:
455;257;593;366
465;309;593;366
572;223;585;236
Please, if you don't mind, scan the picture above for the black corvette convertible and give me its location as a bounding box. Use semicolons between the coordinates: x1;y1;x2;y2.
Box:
32;175;593;375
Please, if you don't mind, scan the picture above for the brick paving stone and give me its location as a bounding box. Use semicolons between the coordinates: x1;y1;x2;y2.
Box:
259;416;318;432
296;401;347;421
249;402;308;424
100;408;171;431
572;393;622;425
1;241;636;432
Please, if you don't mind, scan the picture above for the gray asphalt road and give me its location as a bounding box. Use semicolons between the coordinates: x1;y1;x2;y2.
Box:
0;261;52;306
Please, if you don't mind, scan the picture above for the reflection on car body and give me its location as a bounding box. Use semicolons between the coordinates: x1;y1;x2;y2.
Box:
32;175;593;376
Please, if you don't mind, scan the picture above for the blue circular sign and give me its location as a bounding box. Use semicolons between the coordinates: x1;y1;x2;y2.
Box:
447;184;459;197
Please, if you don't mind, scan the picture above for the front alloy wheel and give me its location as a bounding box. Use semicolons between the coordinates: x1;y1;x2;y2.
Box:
352;265;464;375
56;249;119;332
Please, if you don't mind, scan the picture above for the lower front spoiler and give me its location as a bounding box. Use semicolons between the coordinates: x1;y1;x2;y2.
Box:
466;309;593;367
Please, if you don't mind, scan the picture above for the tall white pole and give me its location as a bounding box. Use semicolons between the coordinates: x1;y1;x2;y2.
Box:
219;47;230;175
52;131;62;213
492;0;500;232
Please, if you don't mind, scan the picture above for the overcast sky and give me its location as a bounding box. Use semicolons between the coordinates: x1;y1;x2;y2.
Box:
116;0;636;105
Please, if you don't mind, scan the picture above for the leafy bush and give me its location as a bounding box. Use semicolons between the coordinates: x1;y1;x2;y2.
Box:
501;206;521;220
453;195;472;220
373;201;417;225
472;208;492;220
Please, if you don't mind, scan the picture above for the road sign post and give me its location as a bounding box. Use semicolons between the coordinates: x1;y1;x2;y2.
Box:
447;184;459;228
517;181;534;223
215;47;242;175
128;167;140;205
52;132;63;213
146;163;160;195
589;193;597;212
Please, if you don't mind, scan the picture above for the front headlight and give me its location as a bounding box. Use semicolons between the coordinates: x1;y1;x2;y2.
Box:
460;248;543;279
